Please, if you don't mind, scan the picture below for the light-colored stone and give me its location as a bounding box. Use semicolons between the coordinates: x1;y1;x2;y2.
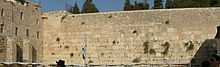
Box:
0;0;42;65
42;8;220;66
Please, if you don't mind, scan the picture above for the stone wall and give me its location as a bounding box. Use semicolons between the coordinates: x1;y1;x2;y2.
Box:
42;8;220;66
0;0;42;64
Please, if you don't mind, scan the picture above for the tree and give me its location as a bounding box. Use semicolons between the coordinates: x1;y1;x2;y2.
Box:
123;0;134;11
82;0;99;13
134;1;147;10
154;0;163;9
125;0;149;11
166;0;218;8
143;0;149;9
68;3;80;14
209;0;220;7
166;0;174;8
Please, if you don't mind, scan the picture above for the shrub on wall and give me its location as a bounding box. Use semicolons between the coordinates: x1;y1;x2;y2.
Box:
161;42;170;55
15;0;26;5
143;41;149;54
132;57;141;63
149;49;156;55
185;41;194;51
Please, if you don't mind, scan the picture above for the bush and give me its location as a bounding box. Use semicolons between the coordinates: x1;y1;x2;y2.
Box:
149;49;156;55
132;57;141;63
185;41;194;51
161;42;170;55
15;0;26;5
143;41;149;54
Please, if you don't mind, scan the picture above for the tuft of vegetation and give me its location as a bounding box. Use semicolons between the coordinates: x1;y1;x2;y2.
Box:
132;57;141;63
61;15;68;22
185;41;194;51
149;49;156;55
143;41;149;54
88;60;94;63
15;0;26;5
161;42;170;55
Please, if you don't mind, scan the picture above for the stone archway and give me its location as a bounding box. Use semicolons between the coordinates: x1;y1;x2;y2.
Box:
32;47;37;62
32;47;37;67
16;44;23;62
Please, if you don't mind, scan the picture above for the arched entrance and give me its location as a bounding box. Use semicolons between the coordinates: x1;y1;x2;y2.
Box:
32;47;37;67
16;45;23;62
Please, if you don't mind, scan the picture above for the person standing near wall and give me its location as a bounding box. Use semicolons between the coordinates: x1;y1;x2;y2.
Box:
56;60;66;67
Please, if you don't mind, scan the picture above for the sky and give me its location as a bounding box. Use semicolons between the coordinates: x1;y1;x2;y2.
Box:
32;0;158;12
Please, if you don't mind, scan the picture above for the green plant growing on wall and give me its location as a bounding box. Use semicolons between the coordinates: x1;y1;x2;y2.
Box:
15;0;26;5
161;42;170;55
61;15;68;22
143;41;149;54
132;57;141;63
149;49;156;55
185;41;194;51
88;60;94;63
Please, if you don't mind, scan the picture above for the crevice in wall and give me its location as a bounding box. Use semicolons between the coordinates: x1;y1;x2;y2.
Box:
101;53;104;56
70;53;74;57
108;15;112;18
132;30;137;34
112;40;116;44
64;45;69;49
72;15;75;18
81;22;85;25
56;37;60;42
51;53;55;55
165;20;170;24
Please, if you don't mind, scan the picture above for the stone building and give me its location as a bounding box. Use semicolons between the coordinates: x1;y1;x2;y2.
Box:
0;0;42;67
42;8;220;67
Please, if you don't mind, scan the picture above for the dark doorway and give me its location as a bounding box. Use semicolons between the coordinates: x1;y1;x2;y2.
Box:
16;45;23;62
32;47;37;67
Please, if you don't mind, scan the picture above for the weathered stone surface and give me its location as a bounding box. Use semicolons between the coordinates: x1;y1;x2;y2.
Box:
42;8;220;66
0;0;42;64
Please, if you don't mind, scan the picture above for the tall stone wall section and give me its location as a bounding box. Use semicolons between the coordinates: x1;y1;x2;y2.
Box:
0;0;42;65
42;8;220;66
